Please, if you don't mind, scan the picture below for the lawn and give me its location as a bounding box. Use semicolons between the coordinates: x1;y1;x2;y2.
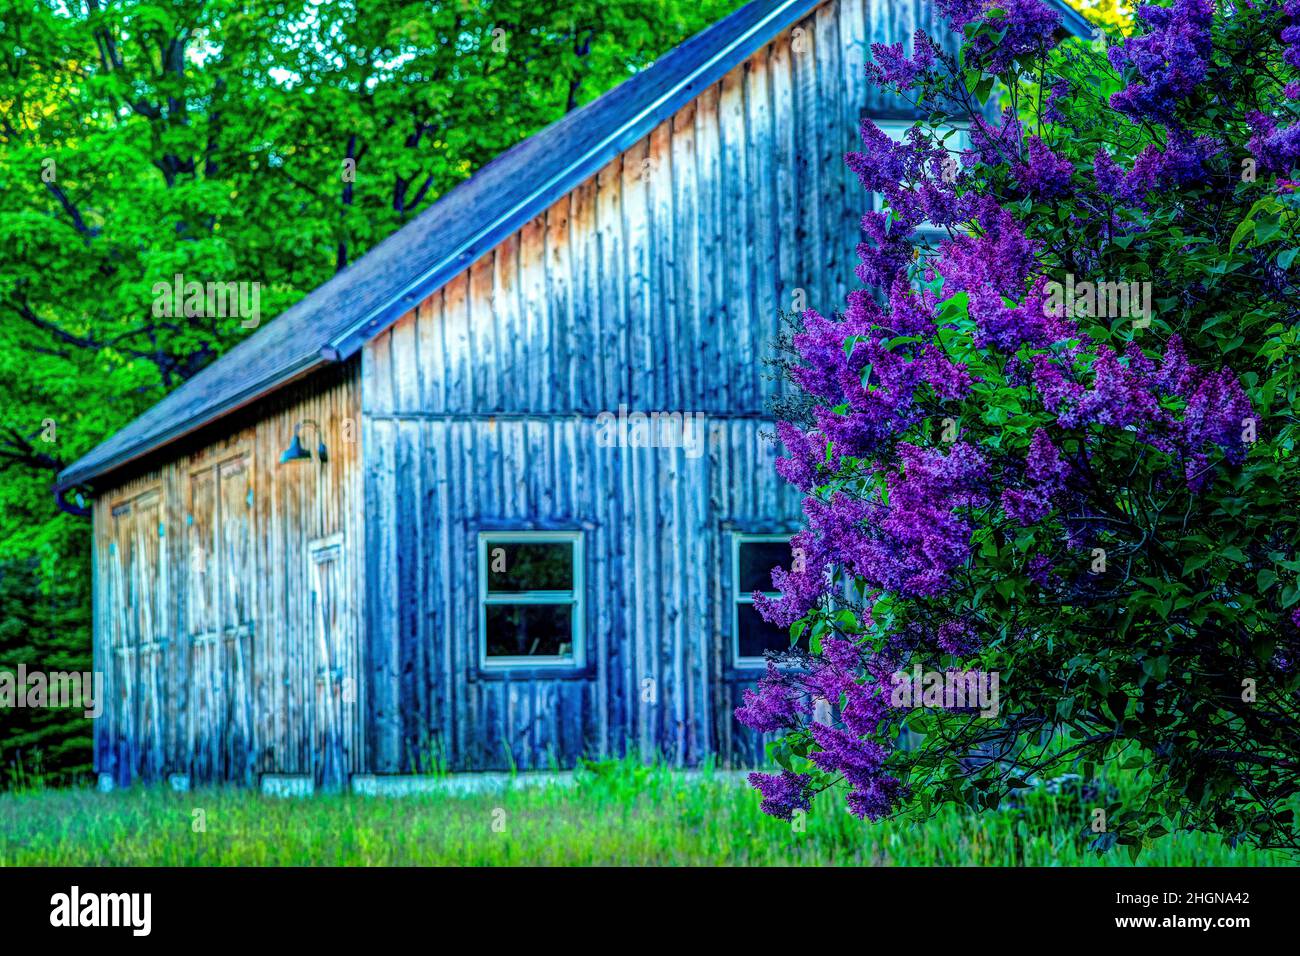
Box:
1;760;1295;866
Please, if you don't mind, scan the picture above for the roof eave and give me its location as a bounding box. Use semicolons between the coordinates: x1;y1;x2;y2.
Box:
54;350;331;492
56;0;1095;494
325;0;827;362
327;0;1094;360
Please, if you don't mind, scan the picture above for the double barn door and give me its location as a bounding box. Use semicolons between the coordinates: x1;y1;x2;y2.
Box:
106;451;358;787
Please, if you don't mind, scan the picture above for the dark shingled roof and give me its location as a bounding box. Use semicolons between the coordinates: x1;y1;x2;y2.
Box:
58;0;1092;491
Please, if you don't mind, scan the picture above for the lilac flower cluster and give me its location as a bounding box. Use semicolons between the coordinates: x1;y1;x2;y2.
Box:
735;662;812;732
847;120;976;231
935;0;1062;75
1248;111;1300;176
809;722;903;821
746;769;812;820
1001;428;1070;525
1284;0;1300;69
740;0;1272;825
965;109;1024;170
867;31;938;89
742;636;905;820
1093;132;1222;204
973;0;1063;75
1043;79;1070;123
1107;0;1214;122
936;196;1039;298
866;442;990;596
1013;136;1074;199
1032;338;1254;493
752;528;831;628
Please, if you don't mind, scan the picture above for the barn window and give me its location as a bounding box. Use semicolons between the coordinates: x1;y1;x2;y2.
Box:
479;532;583;668
733;534;805;667
870;118;971;243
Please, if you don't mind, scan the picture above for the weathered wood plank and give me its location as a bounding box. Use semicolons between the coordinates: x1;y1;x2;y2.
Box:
89;0;945;779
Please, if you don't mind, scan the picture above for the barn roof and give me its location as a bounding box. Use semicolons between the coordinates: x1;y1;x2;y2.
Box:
58;0;1093;491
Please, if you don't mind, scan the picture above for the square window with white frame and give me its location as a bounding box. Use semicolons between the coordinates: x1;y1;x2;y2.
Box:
870;117;971;244
478;532;583;668
733;534;808;667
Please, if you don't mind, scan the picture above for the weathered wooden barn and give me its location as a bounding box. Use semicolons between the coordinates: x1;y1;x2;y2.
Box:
57;0;1090;788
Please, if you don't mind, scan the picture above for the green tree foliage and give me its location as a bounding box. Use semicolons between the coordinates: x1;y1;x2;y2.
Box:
0;0;737;786
741;1;1300;855
0;0;1114;787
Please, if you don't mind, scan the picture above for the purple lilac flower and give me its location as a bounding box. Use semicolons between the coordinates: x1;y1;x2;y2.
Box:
918;344;974;400
1156;335;1198;397
1071;346;1168;432
855;211;916;288
935;0;986;26
867;31;938;88
845;774;906;821
936;619;977;654
1180;368;1254;489
803;637;893;736
809;721;890;774
965;109;1024;168
957;0;1062;76
1108;0;1214;122
968;278;1073;353
1031;339;1253;492
790;308;874;402
734;663;812;732
854;442;990;596
752;529;832;627
774;421;831;494
744;0;1270;827
1043;79;1070;123
747;770;813;820
883;279;940;337
936;198;1039;299
1285;1;1300;69
1028;554;1055;588
1002;428;1070;525
1093;133;1221;202
1013;135;1074;199
1248;111;1300;175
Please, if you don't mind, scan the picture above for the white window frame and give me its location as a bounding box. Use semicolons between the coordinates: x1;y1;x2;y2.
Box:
478;531;584;670
732;533;793;668
871;118;972;244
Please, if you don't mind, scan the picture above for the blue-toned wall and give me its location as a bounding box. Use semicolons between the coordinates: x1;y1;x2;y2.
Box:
360;0;957;770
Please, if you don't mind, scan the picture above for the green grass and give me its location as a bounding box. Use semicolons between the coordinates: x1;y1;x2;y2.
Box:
1;760;1295;866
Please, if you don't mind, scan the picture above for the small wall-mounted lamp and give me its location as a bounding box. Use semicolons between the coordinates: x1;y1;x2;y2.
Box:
280;419;328;465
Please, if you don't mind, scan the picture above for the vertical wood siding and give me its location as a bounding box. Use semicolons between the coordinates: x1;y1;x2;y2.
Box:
367;0;896;422
361;0;927;769
89;0;960;779
91;364;365;785
362;416;803;770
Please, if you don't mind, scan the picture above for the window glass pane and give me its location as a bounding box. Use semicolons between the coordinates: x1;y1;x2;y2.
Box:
738;540;792;594
737;603;805;660
485;540;574;592
485;603;573;659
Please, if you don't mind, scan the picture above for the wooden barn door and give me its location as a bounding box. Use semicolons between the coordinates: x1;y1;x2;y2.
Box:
307;534;356;790
187;452;257;784
107;488;168;784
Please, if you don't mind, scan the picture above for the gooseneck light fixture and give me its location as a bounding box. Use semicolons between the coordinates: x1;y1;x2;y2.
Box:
280;419;328;465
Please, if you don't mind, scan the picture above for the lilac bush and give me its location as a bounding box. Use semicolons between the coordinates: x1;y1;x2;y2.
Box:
741;0;1300;854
